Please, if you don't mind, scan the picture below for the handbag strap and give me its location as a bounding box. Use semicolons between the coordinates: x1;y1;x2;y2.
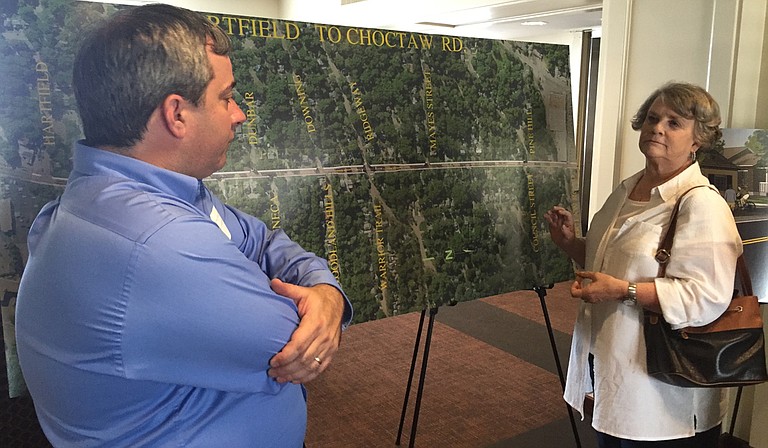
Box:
736;255;754;297
654;185;710;276
654;185;752;296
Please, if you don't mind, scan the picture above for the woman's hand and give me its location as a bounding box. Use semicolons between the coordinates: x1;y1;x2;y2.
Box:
544;206;576;247
544;206;585;266
571;271;627;304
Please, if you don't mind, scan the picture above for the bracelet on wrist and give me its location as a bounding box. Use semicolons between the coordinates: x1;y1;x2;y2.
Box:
622;282;637;306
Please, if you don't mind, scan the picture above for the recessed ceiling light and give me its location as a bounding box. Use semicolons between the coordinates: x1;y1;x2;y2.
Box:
416;22;457;28
520;21;548;26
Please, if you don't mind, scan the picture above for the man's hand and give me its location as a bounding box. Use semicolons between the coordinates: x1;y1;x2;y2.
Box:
268;278;345;384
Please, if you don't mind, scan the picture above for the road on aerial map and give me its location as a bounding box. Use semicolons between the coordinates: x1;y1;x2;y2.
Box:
208;159;578;181
0;165;66;187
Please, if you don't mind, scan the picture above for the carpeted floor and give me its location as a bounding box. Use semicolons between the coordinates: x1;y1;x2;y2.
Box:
0;281;596;448
305;281;599;448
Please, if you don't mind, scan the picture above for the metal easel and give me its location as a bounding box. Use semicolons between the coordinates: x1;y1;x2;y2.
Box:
395;284;582;447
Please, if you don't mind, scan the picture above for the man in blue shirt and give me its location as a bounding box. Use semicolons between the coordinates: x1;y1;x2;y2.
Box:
15;4;352;447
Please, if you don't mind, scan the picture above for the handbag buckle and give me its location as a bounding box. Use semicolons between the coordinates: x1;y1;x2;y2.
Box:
655;249;671;264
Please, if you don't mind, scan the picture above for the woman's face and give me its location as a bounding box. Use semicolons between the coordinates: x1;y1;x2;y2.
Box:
638;98;700;170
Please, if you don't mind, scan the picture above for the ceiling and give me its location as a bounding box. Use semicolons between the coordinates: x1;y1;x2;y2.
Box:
92;0;604;43
282;0;603;43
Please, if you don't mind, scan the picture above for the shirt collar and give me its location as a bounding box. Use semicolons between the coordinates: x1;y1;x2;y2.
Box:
618;162;705;202
70;140;201;204
655;162;705;201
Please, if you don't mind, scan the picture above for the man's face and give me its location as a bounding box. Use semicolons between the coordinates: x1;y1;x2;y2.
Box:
183;48;246;179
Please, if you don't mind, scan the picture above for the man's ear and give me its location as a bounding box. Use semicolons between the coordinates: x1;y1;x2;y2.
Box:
159;94;189;138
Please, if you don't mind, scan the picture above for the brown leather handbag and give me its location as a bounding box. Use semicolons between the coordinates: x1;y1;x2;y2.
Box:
643;186;768;388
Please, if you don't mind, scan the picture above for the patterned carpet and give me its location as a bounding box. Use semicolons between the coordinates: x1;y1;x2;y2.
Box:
306;281;598;448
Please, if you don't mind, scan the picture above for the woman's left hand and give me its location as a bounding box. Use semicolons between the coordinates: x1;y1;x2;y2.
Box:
571;271;627;304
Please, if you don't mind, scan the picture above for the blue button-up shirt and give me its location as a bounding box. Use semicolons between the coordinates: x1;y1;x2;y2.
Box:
16;141;351;447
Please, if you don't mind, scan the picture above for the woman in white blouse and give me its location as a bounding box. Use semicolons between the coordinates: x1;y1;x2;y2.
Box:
545;82;742;448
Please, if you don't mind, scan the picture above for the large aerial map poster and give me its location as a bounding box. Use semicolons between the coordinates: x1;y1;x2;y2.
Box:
0;0;578;372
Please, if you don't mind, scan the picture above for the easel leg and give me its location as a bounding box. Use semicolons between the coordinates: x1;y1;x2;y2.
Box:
533;285;582;448
395;307;439;447
408;307;438;448
396;308;426;446
728;385;743;435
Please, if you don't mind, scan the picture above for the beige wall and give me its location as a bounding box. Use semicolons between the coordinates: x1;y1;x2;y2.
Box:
595;0;768;445
589;0;756;214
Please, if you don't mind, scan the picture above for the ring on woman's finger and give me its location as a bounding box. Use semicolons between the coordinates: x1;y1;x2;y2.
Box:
313;356;322;365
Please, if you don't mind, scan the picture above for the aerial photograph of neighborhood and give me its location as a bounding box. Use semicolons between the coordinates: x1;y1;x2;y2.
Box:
0;2;578;362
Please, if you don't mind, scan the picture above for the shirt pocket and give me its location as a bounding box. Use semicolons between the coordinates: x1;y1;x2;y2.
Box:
602;220;663;279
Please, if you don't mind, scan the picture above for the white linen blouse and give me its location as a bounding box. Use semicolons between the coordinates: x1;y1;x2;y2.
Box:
563;162;743;440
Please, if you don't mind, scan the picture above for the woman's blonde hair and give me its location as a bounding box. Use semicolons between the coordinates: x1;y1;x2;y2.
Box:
631;82;722;149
